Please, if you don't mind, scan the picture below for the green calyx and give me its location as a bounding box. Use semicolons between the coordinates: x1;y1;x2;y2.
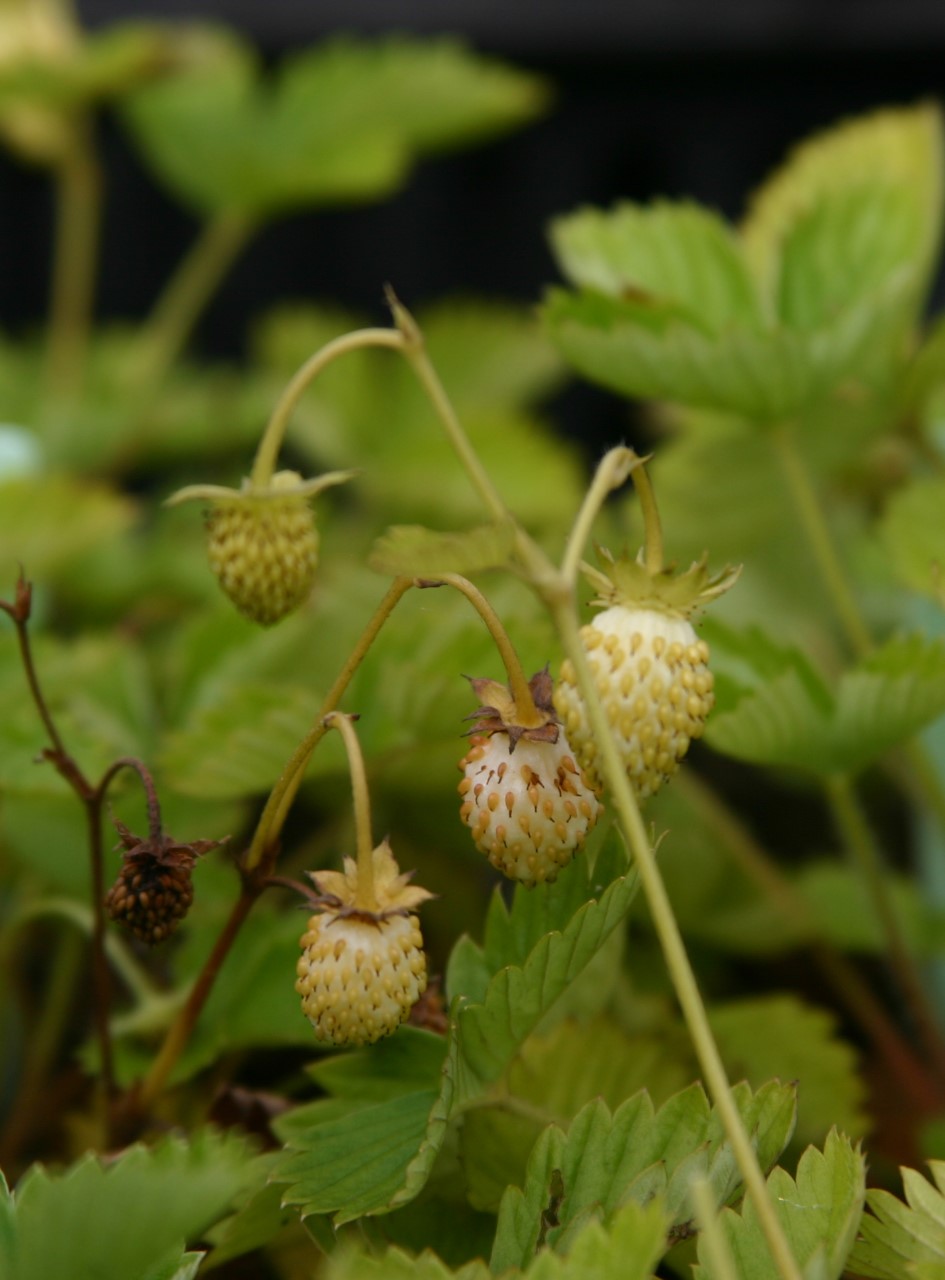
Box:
165;467;356;509
582;546;742;617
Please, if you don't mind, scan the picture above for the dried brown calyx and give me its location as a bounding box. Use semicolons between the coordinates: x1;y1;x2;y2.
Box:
465;666;560;752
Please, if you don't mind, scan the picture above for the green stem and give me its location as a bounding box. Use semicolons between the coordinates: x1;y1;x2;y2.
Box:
548;594;802;1280
129;209;256;389
630;453;665;575
560;446;640;587
131;887;257;1115
387;291;514;531
421;574;540;722
44;115;101;406
245;576;415;873
250;328;406;488
324;713;377;909
772;425;873;659
691;1177;740;1280
826;772;945;1081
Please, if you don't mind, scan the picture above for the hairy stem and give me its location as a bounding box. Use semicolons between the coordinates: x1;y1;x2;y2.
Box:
560;446;641;587
548;595;802;1280
325;713;377;908
132;888;257;1113
98;756;164;841
419;574;540;722
250;328;406;488
245;576;415;873
630;453;665;575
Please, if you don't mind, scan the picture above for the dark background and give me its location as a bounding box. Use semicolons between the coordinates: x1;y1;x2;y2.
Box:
5;2;945;445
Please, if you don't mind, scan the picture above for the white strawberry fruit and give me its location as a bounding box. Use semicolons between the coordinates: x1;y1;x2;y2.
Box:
458;668;601;886
296;840;432;1047
555;549;739;800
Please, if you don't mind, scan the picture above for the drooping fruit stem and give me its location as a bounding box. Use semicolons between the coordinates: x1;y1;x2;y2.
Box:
98;756;163;842
547;593;803;1280
245;576;415;873
250;326;407;489
418;574;543;726
560;446;641;587
629;453;665;576
324;712;378;910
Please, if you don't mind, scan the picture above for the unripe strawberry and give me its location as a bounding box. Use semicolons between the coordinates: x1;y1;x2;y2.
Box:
166;467;354;627
296;840;433;1047
555;549;739;800
205;471;318;626
458;667;601;886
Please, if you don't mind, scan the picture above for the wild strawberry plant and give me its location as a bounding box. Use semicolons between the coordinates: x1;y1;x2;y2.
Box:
3;5;945;1280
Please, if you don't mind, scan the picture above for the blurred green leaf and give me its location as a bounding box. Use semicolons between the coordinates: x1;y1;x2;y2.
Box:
0;1130;261;1280
551;201;762;330
694;1130;866;1280
492;1079;795;1272
880;476;945;600
742;103;943;315
0;475;135;578
122;33;547;216
707;995;868;1147
705;623;945;775
369;523;516;577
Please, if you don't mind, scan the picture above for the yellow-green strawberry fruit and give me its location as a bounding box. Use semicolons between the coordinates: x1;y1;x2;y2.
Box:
555;605;713;800
296;911;427;1047
205;482;318;626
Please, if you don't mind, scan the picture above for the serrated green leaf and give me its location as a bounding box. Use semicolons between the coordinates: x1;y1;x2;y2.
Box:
849;1161;945;1279
492;1080;796;1272
694;1130;866;1280
276;1089;443;1222
369;523;516;577
122;33;546;216
0;1130;261;1280
543;286;815;421
452;841;638;1091
551;201;762;330
272;842;637;1224
705;623;945;775
326;1245;490;1280
742;103;944;312
461;1014;692;1212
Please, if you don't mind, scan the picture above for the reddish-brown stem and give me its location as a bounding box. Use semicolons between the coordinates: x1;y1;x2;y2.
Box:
2;577;117;1130
98;756;164;841
131;886;259;1116
85;797;115;1101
